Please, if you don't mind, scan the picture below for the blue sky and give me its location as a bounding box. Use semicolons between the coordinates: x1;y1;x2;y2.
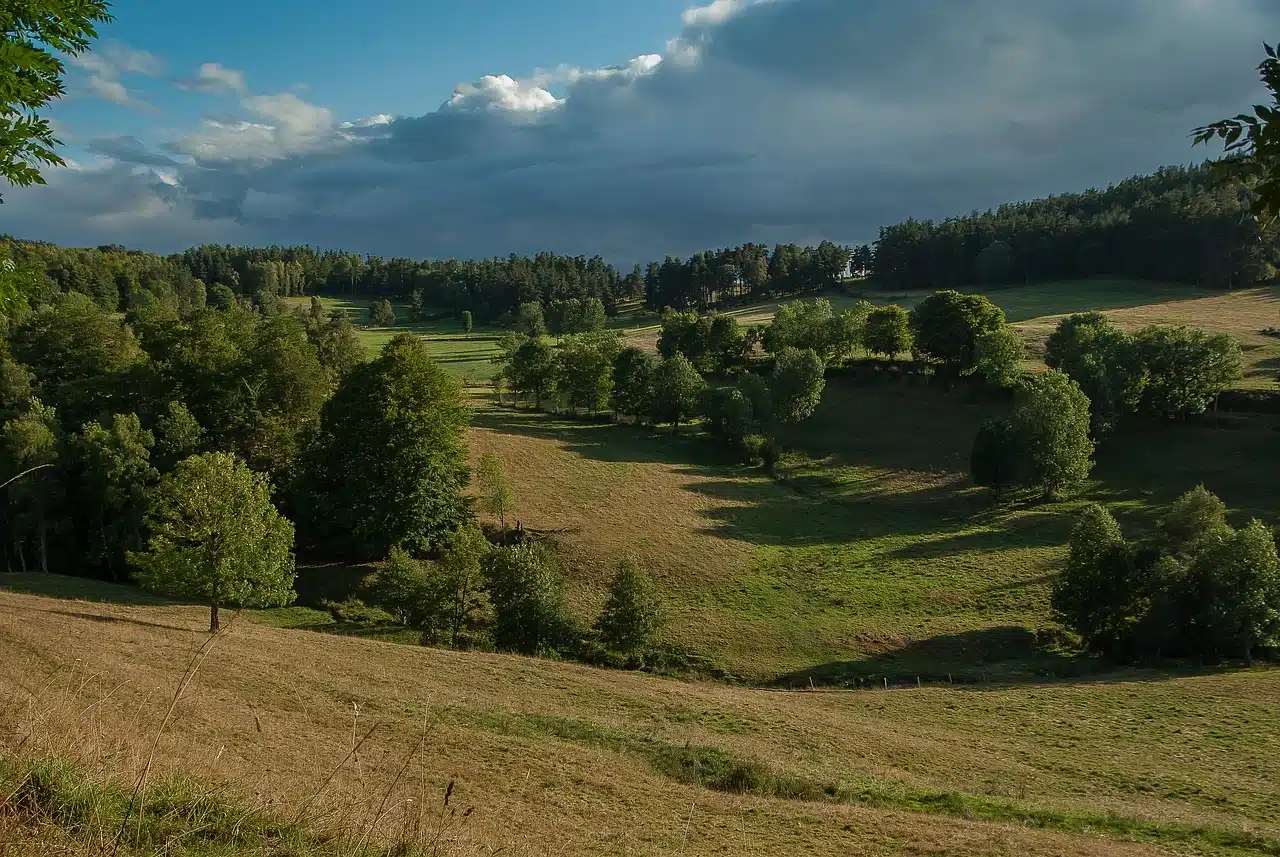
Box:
7;0;1280;263
53;0;691;151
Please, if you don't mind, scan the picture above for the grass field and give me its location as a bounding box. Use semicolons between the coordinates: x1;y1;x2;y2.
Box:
1;589;1277;856
4;279;1280;855
291;281;1280;391
468;380;1280;682
285;295;502;383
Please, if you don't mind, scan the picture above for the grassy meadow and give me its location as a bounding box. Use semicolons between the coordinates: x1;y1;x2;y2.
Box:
1;589;1277;856
4;278;1279;855
285;295;503;383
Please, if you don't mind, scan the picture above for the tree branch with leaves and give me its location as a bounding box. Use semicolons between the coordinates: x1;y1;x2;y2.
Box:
1192;42;1280;224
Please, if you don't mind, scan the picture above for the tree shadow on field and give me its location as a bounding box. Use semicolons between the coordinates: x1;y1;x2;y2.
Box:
0;572;181;606
472;406;736;468
473;405;1076;552
26;607;198;634
771;626;1242;689
881;510;1074;561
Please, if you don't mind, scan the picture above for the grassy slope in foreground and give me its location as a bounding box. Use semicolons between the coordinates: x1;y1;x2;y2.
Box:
1;590;1278;857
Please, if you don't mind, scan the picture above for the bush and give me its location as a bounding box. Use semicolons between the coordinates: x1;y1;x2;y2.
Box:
320;597;396;625
971;326;1024;389
596;556;665;653
483;543;575;654
863;305;912;359
909;290;1004;375
770;347;826;423
363;548;434;628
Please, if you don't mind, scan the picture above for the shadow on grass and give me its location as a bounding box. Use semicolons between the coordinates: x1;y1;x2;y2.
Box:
771;626;1245;689
25;607;198;634
474;403;1072;552
0;572;180;606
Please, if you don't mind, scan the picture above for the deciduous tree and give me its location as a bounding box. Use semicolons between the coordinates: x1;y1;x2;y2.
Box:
132;451;296;632
596;556;665;654
770;347;825;424
864;305;912;360
1;0;113;199
300;334;470;557
650;353;705;432
909;291;1005;375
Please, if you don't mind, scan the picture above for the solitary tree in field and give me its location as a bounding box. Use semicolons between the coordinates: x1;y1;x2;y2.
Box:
1010;370;1094;498
1;1;114;201
370;299;396;327
596;556;665;654
462;310;473;339
132;452;296;632
475;451;515;534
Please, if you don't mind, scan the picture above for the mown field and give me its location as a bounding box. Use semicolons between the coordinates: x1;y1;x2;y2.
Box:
469;383;1280;682
1;590;1277;856
294;279;1278;683
284;295;503;383
3;278;1279;855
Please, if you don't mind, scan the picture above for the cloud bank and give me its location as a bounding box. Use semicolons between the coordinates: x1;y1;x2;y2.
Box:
8;0;1280;264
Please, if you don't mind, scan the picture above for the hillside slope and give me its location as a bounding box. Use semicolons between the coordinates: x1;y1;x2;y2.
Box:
1;589;1277;856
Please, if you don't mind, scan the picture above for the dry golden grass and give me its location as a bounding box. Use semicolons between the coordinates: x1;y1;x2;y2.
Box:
468;412;759;593
8;590;1276;856
1017;286;1280;388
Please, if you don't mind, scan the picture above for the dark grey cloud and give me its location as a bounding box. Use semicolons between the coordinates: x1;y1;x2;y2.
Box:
5;0;1280;263
85;136;178;167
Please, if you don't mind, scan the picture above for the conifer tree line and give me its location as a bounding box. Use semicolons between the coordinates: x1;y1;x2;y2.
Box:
0;236;865;324
872;163;1278;290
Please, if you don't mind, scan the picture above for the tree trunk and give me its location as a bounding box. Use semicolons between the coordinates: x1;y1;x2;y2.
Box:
37;514;48;574
210;603;220;633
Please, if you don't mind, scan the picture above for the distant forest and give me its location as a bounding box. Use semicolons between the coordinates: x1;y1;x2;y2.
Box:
3;161;1274;322
872;163;1278;291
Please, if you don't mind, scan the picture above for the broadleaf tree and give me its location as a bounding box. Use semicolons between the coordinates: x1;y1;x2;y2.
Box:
300;334;471;557
131;451;296;632
1;0;114;200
